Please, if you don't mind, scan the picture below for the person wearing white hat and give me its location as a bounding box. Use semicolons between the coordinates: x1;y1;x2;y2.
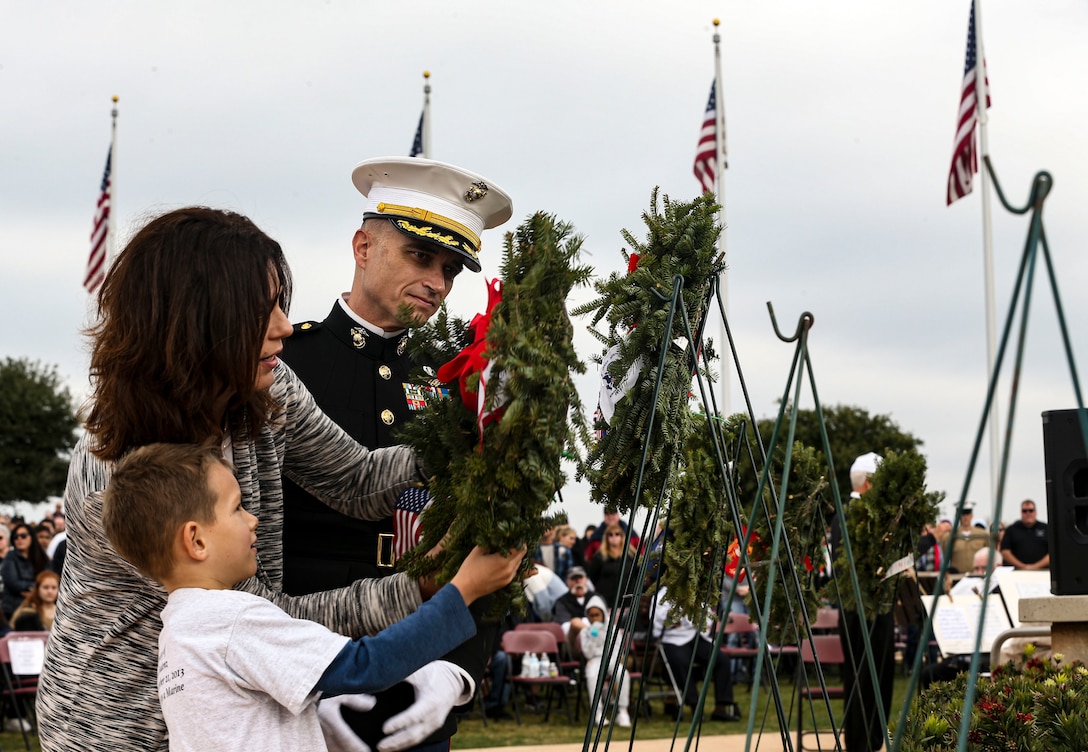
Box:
834;451;895;752
849;451;882;496
280;157;513;752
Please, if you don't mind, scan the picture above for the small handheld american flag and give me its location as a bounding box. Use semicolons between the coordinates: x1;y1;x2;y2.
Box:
393;486;432;559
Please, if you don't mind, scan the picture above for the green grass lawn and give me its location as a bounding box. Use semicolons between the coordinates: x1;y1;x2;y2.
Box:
452;671;918;749
0;729;41;752
1;668;915;752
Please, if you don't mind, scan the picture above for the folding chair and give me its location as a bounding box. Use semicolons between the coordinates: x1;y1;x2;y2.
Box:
625;638;686;720
0;631;50;751
515;622;581;673
501;629;575;725
516;622;585;718
720;612;760;685
813;607;841;632
796;634;846;752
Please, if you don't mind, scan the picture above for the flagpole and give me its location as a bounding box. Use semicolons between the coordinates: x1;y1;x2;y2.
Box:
973;0;1000;512
108;95;119;267
422;71;432;159
713;18;730;416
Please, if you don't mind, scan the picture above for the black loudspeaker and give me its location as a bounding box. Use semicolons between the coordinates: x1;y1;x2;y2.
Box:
1041;409;1088;595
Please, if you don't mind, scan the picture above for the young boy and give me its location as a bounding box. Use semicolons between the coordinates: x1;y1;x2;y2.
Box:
102;440;522;751
578;595;631;727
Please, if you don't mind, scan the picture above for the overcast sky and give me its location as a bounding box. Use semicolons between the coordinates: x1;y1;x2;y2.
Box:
3;1;1087;533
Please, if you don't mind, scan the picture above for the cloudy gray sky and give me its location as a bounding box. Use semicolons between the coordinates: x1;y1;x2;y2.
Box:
3;1;1087;532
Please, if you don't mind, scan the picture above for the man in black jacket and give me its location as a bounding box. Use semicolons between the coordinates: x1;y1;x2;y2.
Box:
282;157;513;752
553;567;595;655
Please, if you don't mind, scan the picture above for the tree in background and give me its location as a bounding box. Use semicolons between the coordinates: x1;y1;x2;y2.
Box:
724;404;928;639
651;403;926;634
757;403;923;503
0;358;78;502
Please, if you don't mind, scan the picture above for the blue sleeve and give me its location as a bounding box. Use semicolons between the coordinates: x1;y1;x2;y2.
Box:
313;583;476;696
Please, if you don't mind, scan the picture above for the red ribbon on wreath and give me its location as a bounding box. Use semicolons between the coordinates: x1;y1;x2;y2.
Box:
435;278;506;448
725;527;760;580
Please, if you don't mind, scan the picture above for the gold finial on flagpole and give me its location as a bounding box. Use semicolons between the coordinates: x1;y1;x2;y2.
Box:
713;18;720;26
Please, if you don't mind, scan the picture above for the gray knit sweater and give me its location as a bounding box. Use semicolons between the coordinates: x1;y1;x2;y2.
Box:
37;363;425;752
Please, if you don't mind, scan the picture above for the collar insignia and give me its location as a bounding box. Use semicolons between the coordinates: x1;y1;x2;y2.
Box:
350;326;369;349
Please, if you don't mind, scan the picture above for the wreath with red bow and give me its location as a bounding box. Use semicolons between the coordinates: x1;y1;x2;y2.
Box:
395;212;593;616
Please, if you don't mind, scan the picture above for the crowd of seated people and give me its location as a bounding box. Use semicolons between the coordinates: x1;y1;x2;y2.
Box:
0;510;65;733
482;515;746;726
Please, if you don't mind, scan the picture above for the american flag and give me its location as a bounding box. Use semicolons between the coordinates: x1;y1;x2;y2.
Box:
947;3;991;205
409;111;424;157
84;147;112;293
393;486;432;558
693;80;725;195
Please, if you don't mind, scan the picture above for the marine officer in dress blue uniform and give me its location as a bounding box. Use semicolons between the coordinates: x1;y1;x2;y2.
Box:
281;157;513;752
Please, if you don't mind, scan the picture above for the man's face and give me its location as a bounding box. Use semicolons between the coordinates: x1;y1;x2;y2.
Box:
350;222;465;330
1020;502;1037;527
567;574;587;596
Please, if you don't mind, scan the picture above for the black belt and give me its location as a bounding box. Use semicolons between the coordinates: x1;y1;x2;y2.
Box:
283;540;397;595
288;530;397;569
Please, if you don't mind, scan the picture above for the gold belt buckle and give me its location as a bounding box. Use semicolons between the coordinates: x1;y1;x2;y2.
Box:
377;533;396;568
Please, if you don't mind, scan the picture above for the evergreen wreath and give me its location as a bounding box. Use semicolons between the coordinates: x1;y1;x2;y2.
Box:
744;440;831;645
395;212;593;616
655;412;743;627
573;189;724;514
826;448;943;617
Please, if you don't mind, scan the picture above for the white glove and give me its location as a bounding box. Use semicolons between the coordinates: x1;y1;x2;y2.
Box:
318;693;378;752
378;661;470;752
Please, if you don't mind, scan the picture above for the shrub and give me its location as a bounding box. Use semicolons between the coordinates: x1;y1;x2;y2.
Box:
897;647;1088;751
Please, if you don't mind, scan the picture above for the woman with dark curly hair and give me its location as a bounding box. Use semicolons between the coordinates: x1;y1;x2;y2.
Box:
37;207;431;752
